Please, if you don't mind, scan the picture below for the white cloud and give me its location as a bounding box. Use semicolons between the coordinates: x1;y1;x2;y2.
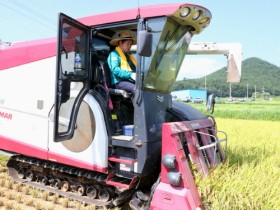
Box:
177;56;226;80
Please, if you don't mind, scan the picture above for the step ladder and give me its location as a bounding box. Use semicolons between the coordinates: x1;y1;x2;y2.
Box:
107;156;138;189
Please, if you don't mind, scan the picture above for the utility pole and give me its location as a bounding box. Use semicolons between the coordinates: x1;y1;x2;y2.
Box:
246;83;248;101
255;85;256;101
204;75;207;91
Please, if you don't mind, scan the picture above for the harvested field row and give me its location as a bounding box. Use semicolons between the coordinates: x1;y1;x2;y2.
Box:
0;160;116;210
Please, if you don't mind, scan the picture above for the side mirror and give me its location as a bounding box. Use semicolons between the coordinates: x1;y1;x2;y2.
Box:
206;93;215;114
137;30;152;57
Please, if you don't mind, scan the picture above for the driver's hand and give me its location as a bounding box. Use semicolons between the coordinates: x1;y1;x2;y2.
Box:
130;72;136;81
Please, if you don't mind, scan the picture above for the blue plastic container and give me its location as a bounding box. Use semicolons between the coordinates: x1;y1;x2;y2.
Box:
122;125;134;136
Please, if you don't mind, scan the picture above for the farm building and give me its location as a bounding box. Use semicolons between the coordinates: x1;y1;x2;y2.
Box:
171;89;207;102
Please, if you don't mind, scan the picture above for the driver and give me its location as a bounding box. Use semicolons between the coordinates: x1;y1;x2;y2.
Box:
107;30;137;97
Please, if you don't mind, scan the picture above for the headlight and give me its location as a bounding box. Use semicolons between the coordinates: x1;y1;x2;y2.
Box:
200;17;209;24
192;9;202;20
162;154;177;169
167;171;181;186
180;7;190;17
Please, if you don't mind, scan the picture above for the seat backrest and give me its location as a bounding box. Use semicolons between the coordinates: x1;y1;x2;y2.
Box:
99;61;112;88
92;49;129;98
91;52;102;84
99;61;130;98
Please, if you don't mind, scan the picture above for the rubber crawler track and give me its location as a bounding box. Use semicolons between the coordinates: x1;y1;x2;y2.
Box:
7;155;135;208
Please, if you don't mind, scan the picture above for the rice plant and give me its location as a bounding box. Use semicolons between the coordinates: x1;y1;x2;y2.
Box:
197;118;280;209
4;201;13;210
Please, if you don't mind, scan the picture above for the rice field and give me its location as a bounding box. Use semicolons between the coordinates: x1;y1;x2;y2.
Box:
197;118;280;209
193;99;280;209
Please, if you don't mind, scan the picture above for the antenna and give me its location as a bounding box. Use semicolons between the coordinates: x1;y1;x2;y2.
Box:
136;0;141;19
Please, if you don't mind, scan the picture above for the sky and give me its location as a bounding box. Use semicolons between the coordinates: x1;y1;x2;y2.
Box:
1;0;280;79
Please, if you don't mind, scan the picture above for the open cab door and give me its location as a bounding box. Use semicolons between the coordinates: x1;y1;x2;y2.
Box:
54;13;91;142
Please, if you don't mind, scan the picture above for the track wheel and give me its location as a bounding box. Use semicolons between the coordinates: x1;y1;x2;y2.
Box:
98;187;114;202
86;186;98;199
17;167;25;179
25;170;35;181
76;185;85;196
40;176;48;185
61;181;70;192
50;179;61;189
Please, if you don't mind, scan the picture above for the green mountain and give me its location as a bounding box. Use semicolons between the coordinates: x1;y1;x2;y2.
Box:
174;57;280;97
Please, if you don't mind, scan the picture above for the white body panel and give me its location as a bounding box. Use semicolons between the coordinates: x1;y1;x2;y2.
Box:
0;106;49;151
0;57;56;117
0;57;56;152
48;91;109;168
0;56;108;169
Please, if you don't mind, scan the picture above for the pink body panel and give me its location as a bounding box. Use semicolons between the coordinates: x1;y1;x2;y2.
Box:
0;38;56;70
78;4;183;26
150;182;194;210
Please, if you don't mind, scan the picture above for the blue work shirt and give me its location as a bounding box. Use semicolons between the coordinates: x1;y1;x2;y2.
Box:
107;50;136;85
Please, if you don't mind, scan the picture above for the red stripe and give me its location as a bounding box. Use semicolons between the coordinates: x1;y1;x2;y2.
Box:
0;135;48;159
108;156;136;164
0;135;107;173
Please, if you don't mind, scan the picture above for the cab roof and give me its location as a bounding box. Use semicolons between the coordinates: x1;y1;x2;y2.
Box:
78;3;193;26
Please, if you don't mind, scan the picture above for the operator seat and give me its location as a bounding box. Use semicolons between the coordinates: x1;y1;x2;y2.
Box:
98;60;130;98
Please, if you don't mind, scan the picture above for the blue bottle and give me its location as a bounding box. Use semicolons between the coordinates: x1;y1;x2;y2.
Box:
74;53;81;72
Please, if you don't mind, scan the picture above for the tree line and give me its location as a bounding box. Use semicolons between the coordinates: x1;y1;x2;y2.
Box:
174;57;280;98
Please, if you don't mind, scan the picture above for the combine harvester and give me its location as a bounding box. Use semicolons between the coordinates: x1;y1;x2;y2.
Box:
0;3;241;209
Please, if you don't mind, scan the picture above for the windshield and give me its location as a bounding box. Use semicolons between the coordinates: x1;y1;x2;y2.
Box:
143;18;192;93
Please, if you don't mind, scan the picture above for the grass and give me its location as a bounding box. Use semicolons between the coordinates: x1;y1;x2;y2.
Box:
190;98;280;121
